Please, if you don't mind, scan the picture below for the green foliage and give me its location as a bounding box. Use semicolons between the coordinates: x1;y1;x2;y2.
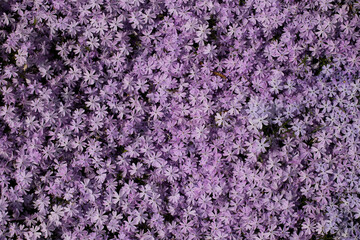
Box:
50;196;70;205
299;55;309;66
116;145;126;155
262;123;280;138
128;33;141;51
314;233;336;240
239;0;246;6
207;15;218;43
304;137;318;147
313;56;332;76
157;13;166;20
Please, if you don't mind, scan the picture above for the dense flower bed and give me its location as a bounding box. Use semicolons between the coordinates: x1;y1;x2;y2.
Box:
1;0;360;239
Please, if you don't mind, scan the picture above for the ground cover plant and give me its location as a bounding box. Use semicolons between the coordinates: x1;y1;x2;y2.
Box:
1;0;360;239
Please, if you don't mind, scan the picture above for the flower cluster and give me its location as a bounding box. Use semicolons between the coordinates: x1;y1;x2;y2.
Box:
1;0;360;239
